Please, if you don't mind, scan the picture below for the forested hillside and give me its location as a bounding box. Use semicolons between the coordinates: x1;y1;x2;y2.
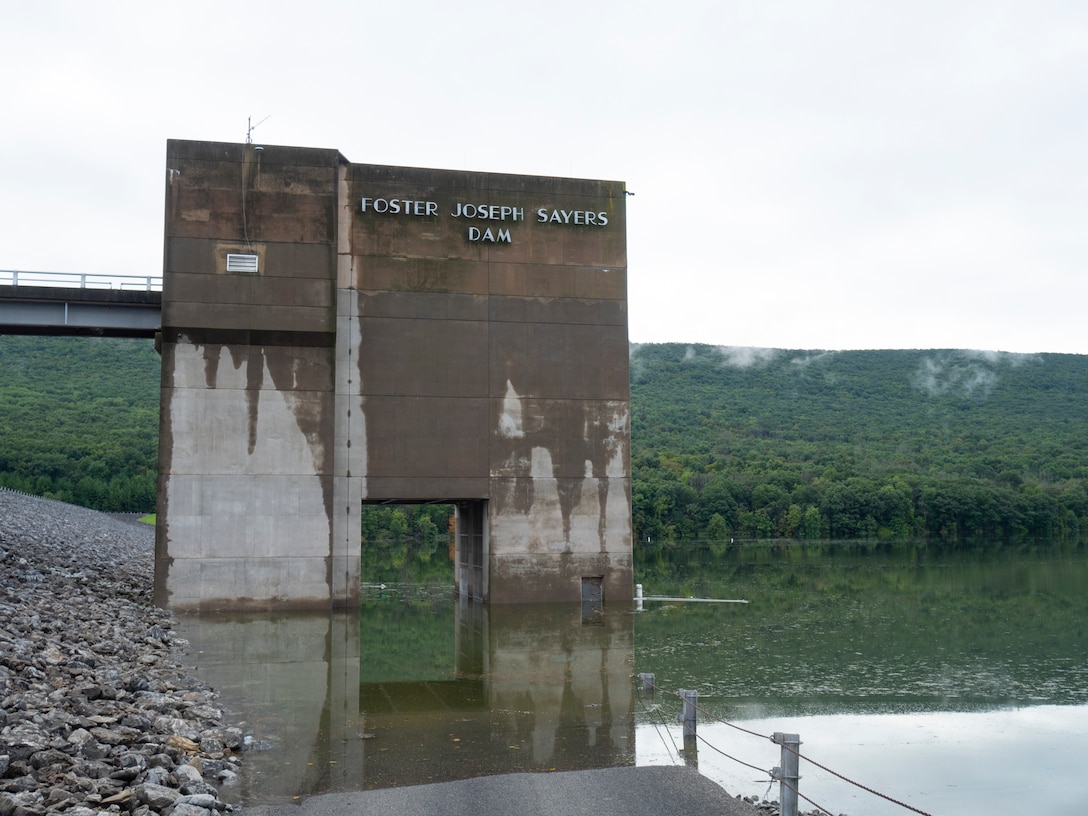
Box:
2;337;1086;546
632;344;1088;545
0;336;158;511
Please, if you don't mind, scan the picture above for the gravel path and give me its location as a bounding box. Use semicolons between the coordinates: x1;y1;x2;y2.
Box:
0;488;241;816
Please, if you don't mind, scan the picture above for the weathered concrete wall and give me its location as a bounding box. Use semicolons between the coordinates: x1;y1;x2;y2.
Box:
157;141;346;610
157;140;630;609
348;165;632;604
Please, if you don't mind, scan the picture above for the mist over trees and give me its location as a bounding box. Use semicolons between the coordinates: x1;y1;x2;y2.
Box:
631;344;1088;548
2;337;1086;555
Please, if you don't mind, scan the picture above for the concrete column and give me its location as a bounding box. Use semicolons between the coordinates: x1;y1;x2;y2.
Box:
331;159;362;606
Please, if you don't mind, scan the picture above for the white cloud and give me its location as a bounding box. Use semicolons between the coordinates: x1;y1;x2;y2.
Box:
911;349;1040;398
710;346;782;369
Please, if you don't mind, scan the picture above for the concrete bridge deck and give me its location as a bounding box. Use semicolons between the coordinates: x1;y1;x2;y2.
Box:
0;271;161;338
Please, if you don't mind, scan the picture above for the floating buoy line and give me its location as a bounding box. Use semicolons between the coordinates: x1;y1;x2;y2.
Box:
634;584;749;607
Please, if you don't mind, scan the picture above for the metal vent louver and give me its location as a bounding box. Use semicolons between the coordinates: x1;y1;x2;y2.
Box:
226;253;259;273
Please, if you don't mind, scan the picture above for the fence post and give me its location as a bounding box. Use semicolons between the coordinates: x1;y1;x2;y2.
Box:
638;672;655;693
678;689;698;766
772;732;801;816
635;583;644;610
678;689;697;737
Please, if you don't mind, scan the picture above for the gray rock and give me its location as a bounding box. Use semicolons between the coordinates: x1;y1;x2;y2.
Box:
198;737;225;756
0;491;239;816
170;804;213;816
0;791;44;816
41;787;75;807
178;793;219;809
0;777;36;794
173;764;203;787
136;782;181;810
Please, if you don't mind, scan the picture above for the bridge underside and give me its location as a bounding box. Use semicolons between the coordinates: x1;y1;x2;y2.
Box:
155;139;632;610
0;285;161;338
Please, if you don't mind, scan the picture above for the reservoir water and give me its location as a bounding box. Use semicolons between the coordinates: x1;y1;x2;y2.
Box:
177;540;1088;814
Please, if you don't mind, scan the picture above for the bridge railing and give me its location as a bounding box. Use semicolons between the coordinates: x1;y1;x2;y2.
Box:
0;270;162;292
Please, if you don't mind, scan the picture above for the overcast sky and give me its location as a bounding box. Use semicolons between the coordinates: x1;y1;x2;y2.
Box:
3;1;1086;354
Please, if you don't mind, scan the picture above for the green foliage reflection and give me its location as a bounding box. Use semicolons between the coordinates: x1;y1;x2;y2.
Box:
633;540;1088;716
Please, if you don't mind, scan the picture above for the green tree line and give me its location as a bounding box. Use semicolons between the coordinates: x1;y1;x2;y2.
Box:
631;344;1088;550
3;337;1087;549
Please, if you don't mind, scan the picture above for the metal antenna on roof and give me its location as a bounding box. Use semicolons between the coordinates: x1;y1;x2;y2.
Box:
242;115;270;252
246;114;271;144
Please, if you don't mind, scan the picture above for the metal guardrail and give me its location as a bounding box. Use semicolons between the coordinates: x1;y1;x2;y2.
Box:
0;270;162;292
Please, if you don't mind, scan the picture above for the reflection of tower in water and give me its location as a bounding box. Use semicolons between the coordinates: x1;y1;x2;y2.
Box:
178;595;636;803
358;600;636;788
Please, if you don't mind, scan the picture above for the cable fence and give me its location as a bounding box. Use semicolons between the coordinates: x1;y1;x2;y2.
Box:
637;674;936;816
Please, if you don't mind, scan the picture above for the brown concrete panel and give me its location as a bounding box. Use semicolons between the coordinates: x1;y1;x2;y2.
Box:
525;223;627;268
163;182;250;241
164;273;333;312
489;321;630;400
169;187;336;244
164;271;251;309
249;157;341;190
253;276;334;310
260;242;337;280
358;316;488;398
488;399;577;478
488;263;576;299
165;237;256;277
167;194;334;244
165;154;340;204
363;395;489;480
355;257;490;296
166;141;340;244
489;399;628;479
362;477;490;502
573;267;627;301
488;295;627;327
165;302;335;334
168;139;341;168
236;277;335;310
486;173;626;199
358;290;488;322
242;191;337;245
352;163;495;191
486;263;628;303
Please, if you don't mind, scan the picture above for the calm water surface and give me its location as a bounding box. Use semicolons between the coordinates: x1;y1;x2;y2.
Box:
177;541;1088;815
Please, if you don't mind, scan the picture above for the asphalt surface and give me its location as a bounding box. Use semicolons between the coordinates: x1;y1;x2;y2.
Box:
244;766;764;816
